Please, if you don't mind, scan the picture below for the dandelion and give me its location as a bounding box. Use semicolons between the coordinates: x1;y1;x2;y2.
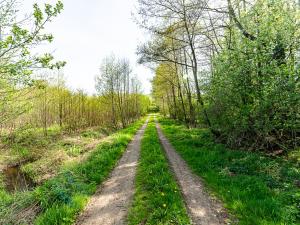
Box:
163;203;167;208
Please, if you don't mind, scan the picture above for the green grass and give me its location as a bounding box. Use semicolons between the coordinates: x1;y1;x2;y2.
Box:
0;125;63;167
0;123;111;186
159;118;300;225
0;119;145;225
1;125;108;165
2;125;62;149
80;129;104;138
127;119;191;225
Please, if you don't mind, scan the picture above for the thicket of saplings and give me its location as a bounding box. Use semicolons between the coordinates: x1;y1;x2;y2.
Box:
0;77;149;149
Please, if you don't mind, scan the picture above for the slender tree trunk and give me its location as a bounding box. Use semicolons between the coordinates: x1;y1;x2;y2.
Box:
182;4;212;128
171;84;177;119
183;48;196;127
43;87;47;136
172;39;188;125
166;92;173;118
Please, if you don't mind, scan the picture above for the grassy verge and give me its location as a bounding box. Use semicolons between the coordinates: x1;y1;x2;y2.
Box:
127;119;191;225
0;125;64;168
159;118;300;225
0;119;145;225
0;125;110;184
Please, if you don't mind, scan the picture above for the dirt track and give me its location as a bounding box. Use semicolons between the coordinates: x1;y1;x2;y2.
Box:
156;122;227;225
75;119;228;225
75;121;148;225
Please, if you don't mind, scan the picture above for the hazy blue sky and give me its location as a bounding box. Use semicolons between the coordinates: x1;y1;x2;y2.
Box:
22;0;153;94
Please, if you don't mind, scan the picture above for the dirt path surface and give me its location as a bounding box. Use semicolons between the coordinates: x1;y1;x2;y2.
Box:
156;122;227;225
75;121;148;225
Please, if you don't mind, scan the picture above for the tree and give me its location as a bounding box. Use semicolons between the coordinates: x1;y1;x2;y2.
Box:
136;0;217;128
95;55;150;128
208;0;300;150
0;0;65;125
139;0;300;151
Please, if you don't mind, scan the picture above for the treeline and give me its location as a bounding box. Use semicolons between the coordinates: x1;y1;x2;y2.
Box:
95;55;150;129
0;1;149;135
136;0;300;151
1;70;149;135
2;79;147;134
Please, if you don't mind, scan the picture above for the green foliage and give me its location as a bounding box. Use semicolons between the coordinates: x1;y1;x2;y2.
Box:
147;0;299;151
289;148;300;163
127;119;190;225
35;195;87;225
0;1;65;82
0;191;37;225
80;130;101;138
65;145;82;157
0;0;65;126
12;146;30;158
160;118;300;225
147;103;160;113
208;0;300;150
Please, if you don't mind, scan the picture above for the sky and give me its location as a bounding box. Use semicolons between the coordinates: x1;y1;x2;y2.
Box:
21;0;153;95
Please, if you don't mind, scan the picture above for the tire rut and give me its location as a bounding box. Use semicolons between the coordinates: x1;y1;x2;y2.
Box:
156;122;227;225
75;121;148;225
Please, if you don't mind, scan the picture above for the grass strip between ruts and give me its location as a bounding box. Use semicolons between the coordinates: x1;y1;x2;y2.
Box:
127;119;191;225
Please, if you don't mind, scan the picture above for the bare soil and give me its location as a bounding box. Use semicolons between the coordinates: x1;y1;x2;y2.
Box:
75;121;148;225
